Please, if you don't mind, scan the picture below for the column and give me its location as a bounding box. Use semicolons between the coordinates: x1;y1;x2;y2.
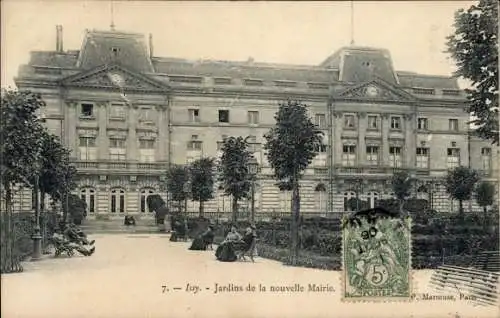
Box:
128;106;138;161
97;102;109;160
333;111;343;166
357;112;367;166
404;113;415;168
381;113;390;167
65;101;78;160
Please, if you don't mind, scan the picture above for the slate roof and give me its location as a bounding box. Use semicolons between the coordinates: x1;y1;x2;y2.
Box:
19;29;460;90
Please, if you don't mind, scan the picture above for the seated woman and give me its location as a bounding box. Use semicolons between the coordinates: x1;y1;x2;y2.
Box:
215;226;242;262
189;225;215;250
64;223;95;246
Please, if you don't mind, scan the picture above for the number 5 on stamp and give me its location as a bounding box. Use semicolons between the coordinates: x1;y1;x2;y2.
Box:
342;208;412;301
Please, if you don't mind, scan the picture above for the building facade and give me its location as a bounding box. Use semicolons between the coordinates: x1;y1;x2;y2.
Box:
10;27;499;218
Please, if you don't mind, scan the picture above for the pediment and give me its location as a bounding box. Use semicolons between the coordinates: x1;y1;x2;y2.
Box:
61;64;169;93
336;78;415;102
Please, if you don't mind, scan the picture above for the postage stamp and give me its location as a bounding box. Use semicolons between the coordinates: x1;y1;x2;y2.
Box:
342;208;412;301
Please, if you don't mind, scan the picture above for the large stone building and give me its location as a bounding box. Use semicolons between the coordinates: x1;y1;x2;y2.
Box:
10;26;499;218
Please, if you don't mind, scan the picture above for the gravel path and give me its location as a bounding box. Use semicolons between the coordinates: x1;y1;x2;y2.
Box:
1;234;498;318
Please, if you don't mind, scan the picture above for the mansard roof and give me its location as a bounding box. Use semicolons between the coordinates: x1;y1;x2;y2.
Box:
18;28;460;91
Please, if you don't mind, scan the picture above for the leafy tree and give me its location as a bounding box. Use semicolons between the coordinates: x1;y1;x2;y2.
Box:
67;194;87;225
147;194;168;225
264;100;323;265
0;90;47;212
37;131;77;216
391;170;414;216
446;0;499;145
166;165;190;213
189;158;215;218
218;136;254;223
445;166;480;215
475;181;495;227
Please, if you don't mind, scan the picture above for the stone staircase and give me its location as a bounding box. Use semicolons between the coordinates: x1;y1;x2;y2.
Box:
80;218;163;234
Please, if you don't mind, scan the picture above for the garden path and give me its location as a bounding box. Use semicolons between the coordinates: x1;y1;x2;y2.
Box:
1;234;497;318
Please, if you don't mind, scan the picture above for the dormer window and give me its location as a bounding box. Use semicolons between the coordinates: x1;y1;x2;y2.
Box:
81;103;94;117
111;47;119;57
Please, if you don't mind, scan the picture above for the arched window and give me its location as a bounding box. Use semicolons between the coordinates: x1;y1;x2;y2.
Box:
140;189;155;213
110;188;125;213
80;188;96;213
366;191;380;209
315;183;327;214
343;191;357;212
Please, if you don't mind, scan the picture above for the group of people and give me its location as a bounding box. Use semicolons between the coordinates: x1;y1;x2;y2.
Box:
51;222;96;257
187;224;258;262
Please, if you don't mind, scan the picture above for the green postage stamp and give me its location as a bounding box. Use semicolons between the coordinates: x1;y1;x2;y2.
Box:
342;208;412;301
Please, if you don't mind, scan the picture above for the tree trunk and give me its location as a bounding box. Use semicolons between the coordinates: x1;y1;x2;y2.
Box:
459;200;464;215
399;199;405;217
198;201;204;219
62;192;68;225
232;196;238;224
290;178;301;266
3;184;13;270
483;206;488;231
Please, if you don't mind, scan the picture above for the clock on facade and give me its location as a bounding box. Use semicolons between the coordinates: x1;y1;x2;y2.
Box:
365;85;379;97
108;72;125;87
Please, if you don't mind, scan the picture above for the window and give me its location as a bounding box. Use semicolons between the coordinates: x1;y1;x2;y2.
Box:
109;138;126;161
390;116;401;130
343;191;357;212
79;136;97;160
417;118;428;130
315;113;326;129
389;146;402;167
447;148;460;169
81;103;94;117
110;189;125;213
139;107;154;123
188;109;200;122
344;115;355;128
140;189;155;213
314;144;327;153
481;148;491;171
449;119;459;131
218;110;229;123
366;146;379;165
110;103;126;119
366;191;380;209
279;190;292;213
342;145;357;166
187;136;202;151
315;185;327;214
80;188;95;213
248;111;259;124
367;115;378;129
416;147;429;169
247;135;260;152
139;139;155;163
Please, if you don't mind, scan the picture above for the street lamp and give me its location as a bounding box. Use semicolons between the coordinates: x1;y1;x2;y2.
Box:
248;158;259;223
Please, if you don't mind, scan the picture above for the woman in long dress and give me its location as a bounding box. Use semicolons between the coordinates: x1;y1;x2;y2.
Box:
215;226;242;262
189;225;215;250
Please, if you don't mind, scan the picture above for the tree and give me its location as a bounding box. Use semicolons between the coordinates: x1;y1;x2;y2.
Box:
218;136;254;223
146;194;168;225
36;131;77;217
67;194;87;225
264;100;324;265
446;0;499;145
475;181;495;227
391;170;414;216
445;166;480;215
189;158;215;218
166;165;190;213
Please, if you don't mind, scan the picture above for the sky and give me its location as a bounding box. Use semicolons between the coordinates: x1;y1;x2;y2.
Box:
1;0;475;89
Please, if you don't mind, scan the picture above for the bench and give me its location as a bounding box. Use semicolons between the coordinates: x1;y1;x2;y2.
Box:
430;265;499;306
472;251;500;272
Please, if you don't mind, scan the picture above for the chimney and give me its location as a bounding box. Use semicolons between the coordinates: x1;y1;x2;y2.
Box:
56;25;63;52
149;33;153;58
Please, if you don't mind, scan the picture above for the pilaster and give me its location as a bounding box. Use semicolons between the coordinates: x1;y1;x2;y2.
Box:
404;113;415;168
127;106;138;161
333;111;343;166
156;104;168;161
65;101;78;159
381;113;390;166
97;102;109;160
357;112;367;166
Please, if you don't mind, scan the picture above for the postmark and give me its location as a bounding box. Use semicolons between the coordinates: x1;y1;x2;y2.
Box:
342;208;412;301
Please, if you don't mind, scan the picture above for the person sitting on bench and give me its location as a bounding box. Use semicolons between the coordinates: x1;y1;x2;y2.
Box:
64;223;95;246
215;226;242;262
124;215;136;226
